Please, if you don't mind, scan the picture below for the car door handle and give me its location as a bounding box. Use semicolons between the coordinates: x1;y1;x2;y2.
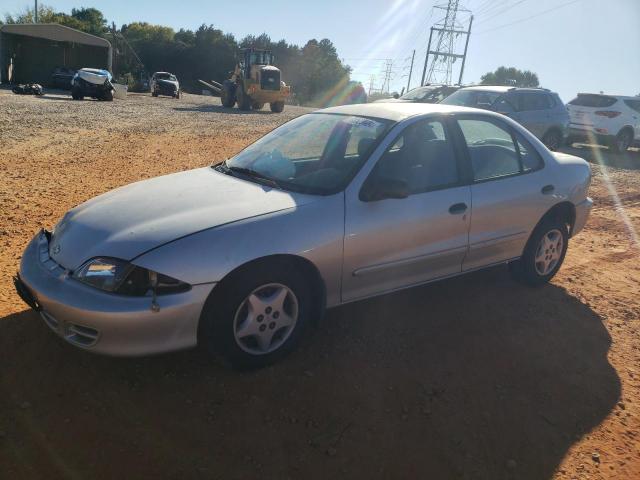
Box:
541;184;555;195
449;203;468;215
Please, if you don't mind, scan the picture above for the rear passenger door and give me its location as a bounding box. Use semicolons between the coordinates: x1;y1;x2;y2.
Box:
452;115;556;270
515;92;552;138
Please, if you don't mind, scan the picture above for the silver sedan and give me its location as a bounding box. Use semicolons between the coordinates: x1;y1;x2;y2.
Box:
15;103;592;368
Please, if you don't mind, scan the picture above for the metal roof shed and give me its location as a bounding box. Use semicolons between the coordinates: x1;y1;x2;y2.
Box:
0;23;112;85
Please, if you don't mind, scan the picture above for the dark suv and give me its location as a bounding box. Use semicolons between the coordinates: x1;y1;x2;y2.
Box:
441;86;569;150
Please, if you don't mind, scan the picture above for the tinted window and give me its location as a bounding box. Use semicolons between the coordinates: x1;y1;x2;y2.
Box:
457;119;520;181
569;94;617;108
518;92;551;111
371;120;459;194
493;96;517;113
624;100;640;113
441;89;503;108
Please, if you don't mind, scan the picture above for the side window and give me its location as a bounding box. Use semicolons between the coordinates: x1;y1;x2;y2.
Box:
371;119;459;194
493;96;516;113
519;92;551;111
515;133;544;172
457;118;521;181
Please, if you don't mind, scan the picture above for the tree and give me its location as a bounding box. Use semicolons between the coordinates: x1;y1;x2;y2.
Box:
480;66;540;88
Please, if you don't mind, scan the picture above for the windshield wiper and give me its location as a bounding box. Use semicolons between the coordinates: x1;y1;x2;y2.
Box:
226;164;281;189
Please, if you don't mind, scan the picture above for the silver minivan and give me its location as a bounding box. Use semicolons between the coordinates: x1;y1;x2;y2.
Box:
441;86;569;151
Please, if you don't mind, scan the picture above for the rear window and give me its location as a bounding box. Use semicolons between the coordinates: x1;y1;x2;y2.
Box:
569;94;617;108
624;100;640;113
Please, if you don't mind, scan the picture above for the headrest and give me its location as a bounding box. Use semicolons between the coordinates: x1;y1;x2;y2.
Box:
358;138;376;157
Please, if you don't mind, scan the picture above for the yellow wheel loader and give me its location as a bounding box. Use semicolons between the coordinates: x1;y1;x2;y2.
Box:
218;48;290;112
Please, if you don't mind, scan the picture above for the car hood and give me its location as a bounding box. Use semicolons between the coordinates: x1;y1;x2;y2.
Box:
157;79;179;88
49;167;316;270
373;98;406;103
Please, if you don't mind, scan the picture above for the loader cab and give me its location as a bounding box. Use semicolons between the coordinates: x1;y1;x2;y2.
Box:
241;48;274;79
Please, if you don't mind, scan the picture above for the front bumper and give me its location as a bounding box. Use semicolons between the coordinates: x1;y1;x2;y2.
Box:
16;230;214;356
572;197;593;237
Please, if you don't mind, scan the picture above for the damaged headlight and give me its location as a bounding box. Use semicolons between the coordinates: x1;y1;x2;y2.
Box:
73;257;190;296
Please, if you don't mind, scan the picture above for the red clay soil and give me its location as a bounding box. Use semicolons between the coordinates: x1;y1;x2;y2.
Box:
0;91;639;479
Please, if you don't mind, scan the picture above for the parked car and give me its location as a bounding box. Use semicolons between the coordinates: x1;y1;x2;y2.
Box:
441;86;569;150
566;93;640;152
150;72;180;98
71;68;114;101
14;103;592;368
50;66;76;90
375;84;460;104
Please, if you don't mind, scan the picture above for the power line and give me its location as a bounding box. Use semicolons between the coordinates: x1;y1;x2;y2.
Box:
475;0;582;34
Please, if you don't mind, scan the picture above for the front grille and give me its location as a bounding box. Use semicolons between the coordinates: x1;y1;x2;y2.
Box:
260;70;280;91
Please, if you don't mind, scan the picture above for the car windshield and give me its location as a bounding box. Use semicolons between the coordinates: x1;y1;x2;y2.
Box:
156;73;176;81
401;86;438;101
222;113;392;195
441;89;503;108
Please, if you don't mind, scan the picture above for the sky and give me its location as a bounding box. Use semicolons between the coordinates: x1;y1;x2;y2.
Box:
3;0;639;102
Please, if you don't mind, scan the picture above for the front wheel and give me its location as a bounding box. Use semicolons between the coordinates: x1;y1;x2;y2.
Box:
237;88;252;111
270;101;285;113
71;87;83;100
509;218;568;286
200;263;312;369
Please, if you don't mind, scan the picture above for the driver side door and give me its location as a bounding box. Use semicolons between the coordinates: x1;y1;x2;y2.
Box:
342;117;472;302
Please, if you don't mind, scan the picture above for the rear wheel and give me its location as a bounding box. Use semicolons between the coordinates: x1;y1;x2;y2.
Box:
175;91;180;99
270;101;285;113
252;102;264;110
542;129;562;151
200;262;313;369
102;89;114;101
610;129;632;153
509;218;568;286
152;91;158;97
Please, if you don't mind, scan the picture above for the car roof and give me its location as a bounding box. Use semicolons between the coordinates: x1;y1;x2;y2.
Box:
319;102;488;122
458;85;555;94
576;92;638;100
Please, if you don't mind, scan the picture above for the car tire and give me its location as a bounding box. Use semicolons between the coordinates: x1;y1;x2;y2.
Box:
221;81;236;108
175;91;180;99
237;88;252;111
71;87;83;100
542;129;562;151
509;217;569;287
270;101;285;113
610;129;632;153
200;261;313;369
252;102;264;110
102;89;114;101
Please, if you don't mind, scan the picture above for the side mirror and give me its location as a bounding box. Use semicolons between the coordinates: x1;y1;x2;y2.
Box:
360;176;409;202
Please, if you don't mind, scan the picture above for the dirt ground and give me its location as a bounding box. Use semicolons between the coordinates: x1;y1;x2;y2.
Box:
0;88;639;479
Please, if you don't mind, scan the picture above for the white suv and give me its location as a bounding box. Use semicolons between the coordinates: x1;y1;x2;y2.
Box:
567;93;640;152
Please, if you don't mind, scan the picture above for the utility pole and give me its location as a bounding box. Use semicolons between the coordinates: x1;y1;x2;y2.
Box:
458;15;473;85
34;0;38;22
421;1;472;86
406;49;415;92
421;27;434;86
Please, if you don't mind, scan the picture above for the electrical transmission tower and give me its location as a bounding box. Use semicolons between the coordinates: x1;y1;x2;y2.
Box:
420;0;473;86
